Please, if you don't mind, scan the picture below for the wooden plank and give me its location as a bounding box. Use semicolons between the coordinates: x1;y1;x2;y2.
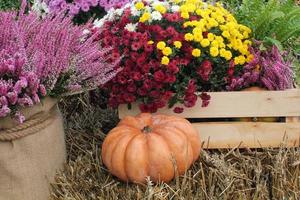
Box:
119;89;300;119
195;122;300;149
286;117;300;123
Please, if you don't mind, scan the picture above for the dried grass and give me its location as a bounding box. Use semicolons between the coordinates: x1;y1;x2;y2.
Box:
50;94;300;200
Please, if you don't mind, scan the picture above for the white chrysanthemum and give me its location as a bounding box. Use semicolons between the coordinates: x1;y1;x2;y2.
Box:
124;23;138;32
161;1;171;9
152;1;170;11
83;29;91;35
107;8;116;21
130;7;141;16
151;11;162;21
144;6;152;12
93;18;105;28
124;3;131;9
115;8;124;16
32;0;49;17
171;5;180;12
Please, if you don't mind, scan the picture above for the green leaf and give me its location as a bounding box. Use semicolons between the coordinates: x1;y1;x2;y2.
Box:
259;43;267;51
168;95;178;108
264;37;284;51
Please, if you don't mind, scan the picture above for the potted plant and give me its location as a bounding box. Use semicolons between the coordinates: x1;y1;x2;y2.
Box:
0;2;118;199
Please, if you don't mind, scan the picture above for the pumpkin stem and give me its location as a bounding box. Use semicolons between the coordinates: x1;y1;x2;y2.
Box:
142;126;152;133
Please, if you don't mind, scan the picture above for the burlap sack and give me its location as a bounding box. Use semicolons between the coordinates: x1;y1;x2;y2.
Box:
0;98;66;200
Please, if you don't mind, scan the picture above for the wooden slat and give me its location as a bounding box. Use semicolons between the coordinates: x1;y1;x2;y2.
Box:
195;122;300;149
119;89;300;119
286;117;300;123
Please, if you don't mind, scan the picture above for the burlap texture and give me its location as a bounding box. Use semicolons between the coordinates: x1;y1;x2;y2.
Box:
0;98;66;200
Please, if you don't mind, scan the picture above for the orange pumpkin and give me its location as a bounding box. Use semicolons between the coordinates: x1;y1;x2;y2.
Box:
237;87;278;122
102;113;201;183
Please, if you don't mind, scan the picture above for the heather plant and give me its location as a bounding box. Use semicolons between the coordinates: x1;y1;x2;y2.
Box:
33;0;131;24
227;44;294;91
0;2;118;122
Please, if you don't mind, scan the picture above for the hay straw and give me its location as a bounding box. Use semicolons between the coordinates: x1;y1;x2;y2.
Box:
50;94;300;200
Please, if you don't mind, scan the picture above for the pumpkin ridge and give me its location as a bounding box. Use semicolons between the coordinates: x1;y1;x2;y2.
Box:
153;126;194;174
110;132;139;181
124;134;149;183
123;133;142;181
164;124;200;162
147;133;175;182
102;131;131;169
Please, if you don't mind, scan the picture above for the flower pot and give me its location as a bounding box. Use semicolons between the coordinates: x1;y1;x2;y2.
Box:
0;98;66;200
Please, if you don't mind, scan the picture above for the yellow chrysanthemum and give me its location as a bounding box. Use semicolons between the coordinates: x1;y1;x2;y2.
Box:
215;36;224;43
244;40;252;46
234;55;246;65
210;47;219;57
216;15;225;23
180;5;188;12
173;41;182;49
211;40;219;47
162;47;173;56
238;56;246;65
147;41;154;45
157;41;166;50
222;31;230;38
219;42;226;48
135;2;144;10
208;18;218;27
200;39;210;47
173;0;182;4
224;51;232;61
207;33;215;41
194;33;203;42
184;33;194;41
196;8;202;16
239;45;249;55
181;12;190;19
220;48;226;57
161;56;170;65
192;27;202;34
234;57;240;65
155;4;167;14
192;48;201;57
186;3;196;12
139;12;151;23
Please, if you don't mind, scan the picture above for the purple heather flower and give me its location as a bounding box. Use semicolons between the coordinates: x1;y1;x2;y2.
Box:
69;4;80;15
18;96;34;107
39;85;47;96
7;92;18;105
227;45;294;91
0;105;10;117
15;112;25;124
0;0;118;122
0;96;8;106
44;0;131;14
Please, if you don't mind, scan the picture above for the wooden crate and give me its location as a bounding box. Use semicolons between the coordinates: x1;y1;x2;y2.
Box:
119;89;300;149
